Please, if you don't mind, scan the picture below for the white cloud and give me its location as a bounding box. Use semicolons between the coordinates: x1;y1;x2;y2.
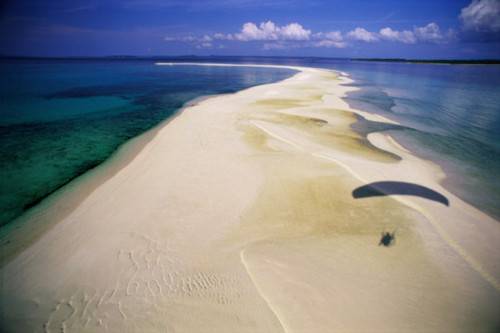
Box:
234;21;311;41
314;31;343;42
378;23;450;44
163;34;216;48
414;22;445;42
213;32;233;40
164;20;453;50
313;40;346;48
280;23;312;40
236;22;275;41
312;31;346;48
201;35;213;42
379;27;416;44
347;27;378;42
460;0;500;32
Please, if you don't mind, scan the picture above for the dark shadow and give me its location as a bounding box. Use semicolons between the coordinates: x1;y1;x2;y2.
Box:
379;231;396;247
352;181;449;206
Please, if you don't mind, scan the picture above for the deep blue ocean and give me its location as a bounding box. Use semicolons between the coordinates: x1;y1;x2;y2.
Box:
1;57;499;227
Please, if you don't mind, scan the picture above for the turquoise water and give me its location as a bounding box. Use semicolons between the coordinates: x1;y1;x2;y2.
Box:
0;60;295;226
181;57;500;220
327;61;500;220
1;57;499;227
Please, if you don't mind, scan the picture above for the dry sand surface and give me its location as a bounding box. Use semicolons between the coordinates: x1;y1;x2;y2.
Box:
0;63;499;332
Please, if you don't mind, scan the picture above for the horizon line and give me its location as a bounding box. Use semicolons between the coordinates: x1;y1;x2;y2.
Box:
1;54;499;64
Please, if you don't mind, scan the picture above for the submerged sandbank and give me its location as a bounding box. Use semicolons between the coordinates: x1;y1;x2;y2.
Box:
0;63;499;332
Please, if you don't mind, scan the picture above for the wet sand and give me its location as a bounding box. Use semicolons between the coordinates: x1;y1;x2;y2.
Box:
0;63;499;332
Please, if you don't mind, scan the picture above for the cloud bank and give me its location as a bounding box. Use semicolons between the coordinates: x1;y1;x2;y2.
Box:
460;0;500;32
379;27;416;44
164;20;454;50
347;28;378;42
234;21;311;41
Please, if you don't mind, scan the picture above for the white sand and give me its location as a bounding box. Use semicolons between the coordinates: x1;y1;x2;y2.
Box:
0;63;499;332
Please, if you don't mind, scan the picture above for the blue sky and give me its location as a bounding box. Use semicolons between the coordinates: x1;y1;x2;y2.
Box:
1;0;499;58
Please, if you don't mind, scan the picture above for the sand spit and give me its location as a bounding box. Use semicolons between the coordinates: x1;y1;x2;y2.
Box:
0;63;499;332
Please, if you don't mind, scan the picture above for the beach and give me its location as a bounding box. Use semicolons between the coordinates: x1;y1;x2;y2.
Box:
1;63;499;332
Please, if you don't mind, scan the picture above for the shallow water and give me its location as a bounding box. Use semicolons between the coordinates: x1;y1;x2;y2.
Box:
1;57;499;226
237;56;500;220
329;61;500;220
0;60;295;226
234;57;500;220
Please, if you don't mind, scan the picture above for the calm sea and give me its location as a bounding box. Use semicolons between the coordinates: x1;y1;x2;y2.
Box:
327;60;500;221
1;57;499;227
208;56;500;220
0;59;295;226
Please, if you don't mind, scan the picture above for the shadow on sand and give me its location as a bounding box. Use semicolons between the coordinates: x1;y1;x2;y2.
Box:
379;231;396;247
352;181;449;206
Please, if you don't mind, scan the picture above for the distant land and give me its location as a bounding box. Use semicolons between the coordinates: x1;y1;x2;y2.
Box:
351;58;500;65
1;55;499;65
